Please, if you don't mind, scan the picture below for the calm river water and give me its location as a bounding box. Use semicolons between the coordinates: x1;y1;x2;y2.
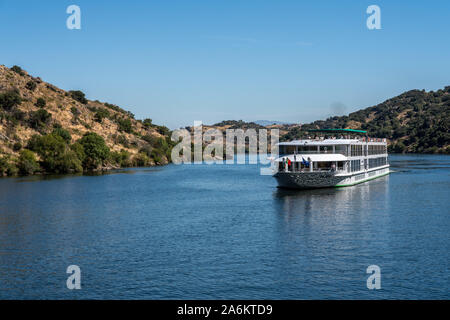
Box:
0;154;448;299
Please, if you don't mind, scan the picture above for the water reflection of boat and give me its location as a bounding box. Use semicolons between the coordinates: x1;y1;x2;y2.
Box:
273;173;389;217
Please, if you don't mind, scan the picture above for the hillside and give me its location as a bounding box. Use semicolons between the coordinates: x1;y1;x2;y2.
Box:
282;87;450;154
253;120;292;126
0;65;173;176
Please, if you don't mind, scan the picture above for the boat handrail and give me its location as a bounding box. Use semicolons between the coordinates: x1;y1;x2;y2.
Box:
280;168;347;173
279;151;348;155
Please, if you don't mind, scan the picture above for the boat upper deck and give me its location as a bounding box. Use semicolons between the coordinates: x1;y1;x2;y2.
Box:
278;137;388;158
278;138;387;146
277;129;388;158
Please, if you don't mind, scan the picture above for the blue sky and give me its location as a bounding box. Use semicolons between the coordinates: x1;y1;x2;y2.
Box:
0;0;449;128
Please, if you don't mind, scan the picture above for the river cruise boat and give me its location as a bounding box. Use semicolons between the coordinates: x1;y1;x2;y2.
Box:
273;129;390;189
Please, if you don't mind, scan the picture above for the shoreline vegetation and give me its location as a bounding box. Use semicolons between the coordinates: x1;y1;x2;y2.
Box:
0;65;174;177
1;65;449;178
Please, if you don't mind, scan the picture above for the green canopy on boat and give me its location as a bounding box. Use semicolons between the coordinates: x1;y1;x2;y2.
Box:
306;128;367;134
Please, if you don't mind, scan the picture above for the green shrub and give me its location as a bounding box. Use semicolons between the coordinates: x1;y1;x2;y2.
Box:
28;109;52;129
0;156;9;176
156;125;170;136
52;127;72;143
11;65;24;76
391;141;406;153
110;149;131;167
151;148;163;164
12;110;26;122
155;137;168;150
109;151;122;166
104;103;122;112
13;142;22;151
70;106;80;116
79;132;110;170
143;118;152;128
28;134;65;158
70;142;86;164
139;145;153;158
46;84;57;92
55;152;83;174
26;81;37;91
133;152;150;167
142;134;157;145
35;97;46;108
17;149;40;175
94;108;110;123
0;90;22;111
0;155;18;176
7;164;19;176
116;134;129;147
27;133;82;174
69;90;88;104
117;118;132;133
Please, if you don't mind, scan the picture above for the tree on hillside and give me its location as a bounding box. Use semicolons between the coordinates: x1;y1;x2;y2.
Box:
27;133;82;173
28;109;52;130
52;127;72;143
17;149;40;175
69;90;88;104
0;90;22;111
26;81;37;91
35;98;46;108
117;118;133;133
143;118;152;128
79;132;110;170
11;65;24;76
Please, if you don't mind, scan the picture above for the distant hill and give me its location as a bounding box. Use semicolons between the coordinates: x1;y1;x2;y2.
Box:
282;87;450;154
212;120;266;130
253;120;292;126
209;120;298;134
0;65;173;176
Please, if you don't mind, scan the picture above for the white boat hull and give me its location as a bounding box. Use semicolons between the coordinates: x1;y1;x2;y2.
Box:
274;166;390;189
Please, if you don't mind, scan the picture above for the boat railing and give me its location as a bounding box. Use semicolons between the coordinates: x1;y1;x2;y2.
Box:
280;151;348;156
280;168;346;174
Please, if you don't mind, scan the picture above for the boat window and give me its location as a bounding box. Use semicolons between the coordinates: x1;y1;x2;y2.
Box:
351;145;363;156
297;146;318;153
369;157;387;168
335;145;347;156
319;146;330;153
368;145;387;155
350;160;361;172
286;146;296;154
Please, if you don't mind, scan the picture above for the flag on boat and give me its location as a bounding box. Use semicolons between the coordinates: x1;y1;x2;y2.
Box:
302;157;309;166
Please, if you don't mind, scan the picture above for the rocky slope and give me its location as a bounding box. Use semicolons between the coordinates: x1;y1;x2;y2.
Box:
0;65;173;175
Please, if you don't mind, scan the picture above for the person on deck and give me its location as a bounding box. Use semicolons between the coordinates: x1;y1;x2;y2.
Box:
331;163;336;172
